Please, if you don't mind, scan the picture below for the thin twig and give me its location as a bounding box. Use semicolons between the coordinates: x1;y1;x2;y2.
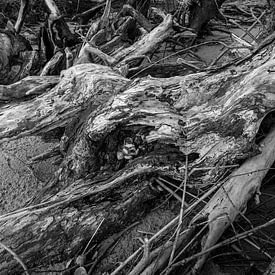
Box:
0;241;30;274
171;217;275;269
111;177;226;275
83;218;105;255
250;9;267;34
128;237;150;275
172;223;209;265
158;176;206;205
162;223;209;275
243;237;272;259
110;216;179;275
130;40;237;78
229;18;258;43
155;177;187;204
167;156;189;268
88;221;139;275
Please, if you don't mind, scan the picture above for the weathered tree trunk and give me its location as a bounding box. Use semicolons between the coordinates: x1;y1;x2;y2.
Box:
0;170;167;273
1;37;275;273
1;0;275;274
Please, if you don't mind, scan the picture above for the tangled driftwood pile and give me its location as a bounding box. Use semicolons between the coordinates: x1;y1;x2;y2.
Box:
1;0;275;274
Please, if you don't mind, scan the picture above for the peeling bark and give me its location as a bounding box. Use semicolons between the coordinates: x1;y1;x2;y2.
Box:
0;180;158;273
0;64;128;141
0;75;59;101
1;40;275;273
189;125;275;273
1;1;275;274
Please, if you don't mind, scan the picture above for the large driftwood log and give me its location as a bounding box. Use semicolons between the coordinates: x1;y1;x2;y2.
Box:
190;124;275;273
151;125;275;275
1;1;275;274
1;40;275;273
0;161;174;273
0;13;173;142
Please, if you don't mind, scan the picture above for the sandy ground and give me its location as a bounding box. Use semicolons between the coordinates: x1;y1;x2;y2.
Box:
0;136;58;214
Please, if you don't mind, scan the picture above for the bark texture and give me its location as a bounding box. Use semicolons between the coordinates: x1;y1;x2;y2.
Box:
1;0;275;274
1;41;275;273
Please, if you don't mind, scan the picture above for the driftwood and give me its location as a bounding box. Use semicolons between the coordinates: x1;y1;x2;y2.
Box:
0;75;59;101
1;0;275;274
0;29;32;84
0;167;168;273
14;0;29;33
1;36;275;273
153;125;275;274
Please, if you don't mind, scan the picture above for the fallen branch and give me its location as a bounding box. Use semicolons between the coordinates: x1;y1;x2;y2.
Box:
0;241;29;275
0;75;59;100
